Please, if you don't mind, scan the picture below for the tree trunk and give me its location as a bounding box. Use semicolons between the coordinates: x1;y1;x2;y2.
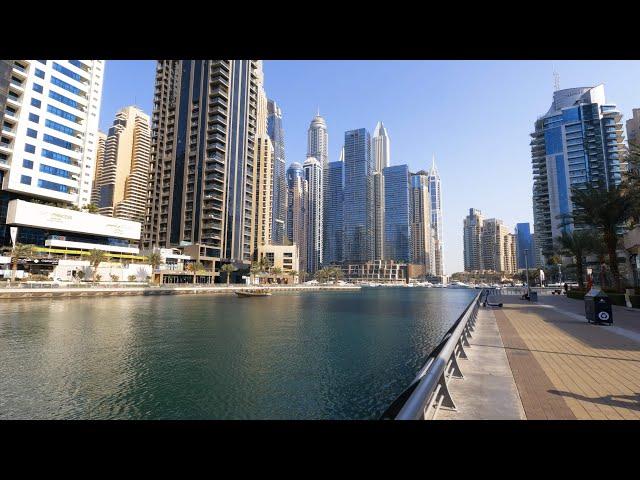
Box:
226;274;230;287
576;256;584;290
605;231;621;292
12;258;17;280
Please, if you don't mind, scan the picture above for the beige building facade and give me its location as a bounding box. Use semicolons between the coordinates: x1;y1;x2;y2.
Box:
93;106;151;223
257;244;300;282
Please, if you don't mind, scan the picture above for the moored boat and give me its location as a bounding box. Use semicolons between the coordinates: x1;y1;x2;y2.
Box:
235;289;272;297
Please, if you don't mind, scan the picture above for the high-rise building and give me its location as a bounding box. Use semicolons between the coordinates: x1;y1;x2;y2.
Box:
372;122;390;260
144;60;261;265
267;99;286;245
515;222;535;269
463;208;483;271
531;85;625;263
90;131;107;206
287;162;307;273
253;136;273;255
303;156;322;273
481;218;516;273
0;60;104;210
343;128;373;263
428;155;444;275
92;106;151;223
307;111;328;169
323;159;344;264
626;108;640;147
383;164;411;262
410;170;432;272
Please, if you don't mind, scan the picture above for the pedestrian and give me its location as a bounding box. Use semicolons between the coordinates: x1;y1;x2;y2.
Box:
563;282;568;295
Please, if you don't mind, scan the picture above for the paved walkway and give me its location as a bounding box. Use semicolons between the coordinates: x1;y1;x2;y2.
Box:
438;308;526;420
491;295;640;420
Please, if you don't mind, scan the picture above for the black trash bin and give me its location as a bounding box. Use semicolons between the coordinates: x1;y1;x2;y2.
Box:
584;287;613;325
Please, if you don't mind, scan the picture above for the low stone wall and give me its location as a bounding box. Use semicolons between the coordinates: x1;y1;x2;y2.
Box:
0;284;361;300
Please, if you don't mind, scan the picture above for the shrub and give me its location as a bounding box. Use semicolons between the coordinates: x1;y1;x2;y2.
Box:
95;274;102;282
128;275;136;282
110;274;119;282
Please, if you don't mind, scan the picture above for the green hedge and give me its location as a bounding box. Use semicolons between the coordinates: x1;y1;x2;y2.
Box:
567;290;640;308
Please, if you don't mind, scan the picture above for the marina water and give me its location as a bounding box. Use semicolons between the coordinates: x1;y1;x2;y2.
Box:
0;288;475;419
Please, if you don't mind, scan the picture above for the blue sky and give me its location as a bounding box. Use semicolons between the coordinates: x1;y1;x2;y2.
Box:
100;60;640;273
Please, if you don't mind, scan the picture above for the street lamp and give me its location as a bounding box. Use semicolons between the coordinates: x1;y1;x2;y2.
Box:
524;248;530;297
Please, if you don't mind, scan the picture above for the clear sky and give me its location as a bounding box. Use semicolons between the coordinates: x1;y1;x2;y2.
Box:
100;60;640;273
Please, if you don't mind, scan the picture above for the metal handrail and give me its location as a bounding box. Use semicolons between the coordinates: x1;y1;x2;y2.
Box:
382;290;482;420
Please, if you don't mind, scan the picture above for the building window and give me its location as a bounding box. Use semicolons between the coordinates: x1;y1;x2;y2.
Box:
45;119;80;138
49;90;81;110
32;83;44;93
43;134;79;152
52;62;83;83
51;76;83;96
22;159;34;169
40;164;72;179
24;144;36;154
31;98;41;108
37;179;73;193
20;175;32;185
41;148;74;166
28;113;40;123
35;68;45;79
47;105;81;123
26;128;37;139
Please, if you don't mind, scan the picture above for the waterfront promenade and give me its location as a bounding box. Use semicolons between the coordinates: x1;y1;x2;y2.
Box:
442;293;640;420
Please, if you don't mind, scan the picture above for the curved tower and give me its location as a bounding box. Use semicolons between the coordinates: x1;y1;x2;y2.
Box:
428;154;444;276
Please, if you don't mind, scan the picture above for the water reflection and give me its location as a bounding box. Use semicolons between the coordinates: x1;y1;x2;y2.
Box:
0;289;475;419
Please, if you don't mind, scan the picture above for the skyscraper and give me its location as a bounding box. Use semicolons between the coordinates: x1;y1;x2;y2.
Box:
267;99;286;245
323;159;344;265
515;222;535;269
90;131;107;206
343;128;373;263
303;156;322;273
531;85;625;263
410;170;432;272
428;155;444;275
372;121;390;260
253;136;273;255
287;162;307;273
307;111;328;168
93;106;151;223
626;108;640;147
144;60;261;265
463;208;483;271
0;60;104;210
383;164;411;262
481;218;516;274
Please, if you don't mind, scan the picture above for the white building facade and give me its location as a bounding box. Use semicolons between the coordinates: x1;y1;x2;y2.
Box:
1;60;104;208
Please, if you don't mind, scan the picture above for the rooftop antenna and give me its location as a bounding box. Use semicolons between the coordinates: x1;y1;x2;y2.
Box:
553;70;560;91
317;106;320;116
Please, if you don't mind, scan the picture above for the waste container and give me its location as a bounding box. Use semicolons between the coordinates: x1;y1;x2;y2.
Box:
584;287;613;325
530;291;538;302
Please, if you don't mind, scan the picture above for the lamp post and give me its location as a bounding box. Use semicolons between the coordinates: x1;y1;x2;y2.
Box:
524;248;530;297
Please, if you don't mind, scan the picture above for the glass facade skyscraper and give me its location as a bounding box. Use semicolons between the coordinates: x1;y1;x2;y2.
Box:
383;164;411;262
323;160;344;264
342;128;373;262
515;222;535;269
267;99;286;245
531;85;625;262
303;157;322;273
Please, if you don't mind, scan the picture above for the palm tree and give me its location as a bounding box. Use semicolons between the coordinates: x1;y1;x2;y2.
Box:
258;256;270;274
8;243;36;280
83;203;99;213
87;249;107;284
329;266;344;284
221;264;237;287
570;183;636;291
288;270;298;284
250;261;261;285
146;252;162;271
555;229;599;289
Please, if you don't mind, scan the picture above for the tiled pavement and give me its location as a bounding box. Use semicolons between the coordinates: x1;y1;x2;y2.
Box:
493;296;640;420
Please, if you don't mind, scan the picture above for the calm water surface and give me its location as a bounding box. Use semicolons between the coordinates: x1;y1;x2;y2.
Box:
0;288;475;419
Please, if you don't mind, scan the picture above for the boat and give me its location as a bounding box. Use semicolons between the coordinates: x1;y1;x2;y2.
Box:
235;289;272;297
448;281;472;289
